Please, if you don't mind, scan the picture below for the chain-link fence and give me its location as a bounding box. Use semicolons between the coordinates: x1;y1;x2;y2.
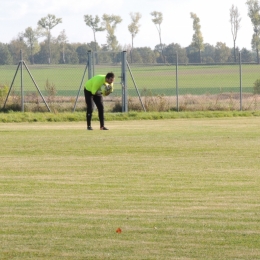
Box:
0;51;260;112
126;63;254;112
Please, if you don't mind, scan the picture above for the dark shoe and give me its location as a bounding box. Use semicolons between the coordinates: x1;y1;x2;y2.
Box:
100;126;109;130
87;126;93;130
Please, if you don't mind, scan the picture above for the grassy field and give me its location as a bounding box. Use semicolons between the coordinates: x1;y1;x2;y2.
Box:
0;64;258;97
0;118;260;259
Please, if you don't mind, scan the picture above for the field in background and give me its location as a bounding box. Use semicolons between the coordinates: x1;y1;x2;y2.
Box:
0;64;259;97
1;118;260;259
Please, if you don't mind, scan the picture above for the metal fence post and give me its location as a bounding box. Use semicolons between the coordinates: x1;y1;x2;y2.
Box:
121;51;128;112
92;51;95;77
20;50;24;112
239;51;242;111
72;54;89;112
176;51;179;112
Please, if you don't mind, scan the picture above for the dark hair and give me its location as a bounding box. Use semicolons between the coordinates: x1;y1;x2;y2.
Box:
106;72;115;79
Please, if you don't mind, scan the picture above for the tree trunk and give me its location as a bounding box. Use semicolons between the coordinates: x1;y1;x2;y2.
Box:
63;45;65;64
94;32;98;65
159;33;165;63
131;35;133;63
48;32;51;64
30;46;34;64
234;40;236;63
158;25;165;63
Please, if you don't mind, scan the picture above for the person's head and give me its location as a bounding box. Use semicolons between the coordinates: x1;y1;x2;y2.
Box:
105;72;115;84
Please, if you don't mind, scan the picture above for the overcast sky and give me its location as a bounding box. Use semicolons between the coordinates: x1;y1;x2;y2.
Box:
0;0;254;50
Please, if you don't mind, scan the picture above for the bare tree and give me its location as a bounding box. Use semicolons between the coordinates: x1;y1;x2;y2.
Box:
150;11;165;62
38;14;62;64
84;15;105;52
23;27;42;64
102;14;122;51
190;12;204;63
246;0;260;63
230;5;242;62
128;12;142;62
57;30;68;64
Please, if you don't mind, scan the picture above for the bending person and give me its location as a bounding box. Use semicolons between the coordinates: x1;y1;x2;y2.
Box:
84;72;115;130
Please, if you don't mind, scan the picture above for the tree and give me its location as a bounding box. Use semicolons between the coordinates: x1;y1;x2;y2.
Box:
75;42;101;64
83;15;105;52
87;41;99;52
128;12;142;62
202;43;216;63
23;27;42;64
164;43;188;64
190;12;204;63
150;11;165;62
76;44;89;64
62;43;79;64
102;14;122;51
34;39;60;64
135;47;156;63
8;34;28;64
0;43;12;65
229;5;241;62
186;45;200;63
57;29;68;63
128;49;143;63
215;42;231;63
240;47;254;62
246;0;260;63
154;43;167;63
38;14;62;64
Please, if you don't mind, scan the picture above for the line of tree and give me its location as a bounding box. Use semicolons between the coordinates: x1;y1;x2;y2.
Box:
1;1;260;65
0;39;256;65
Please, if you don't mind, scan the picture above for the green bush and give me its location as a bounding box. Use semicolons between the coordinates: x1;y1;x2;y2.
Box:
253;79;260;94
0;84;9;106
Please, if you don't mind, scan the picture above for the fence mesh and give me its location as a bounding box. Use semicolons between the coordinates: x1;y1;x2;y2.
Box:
124;62;260;111
0;54;260;112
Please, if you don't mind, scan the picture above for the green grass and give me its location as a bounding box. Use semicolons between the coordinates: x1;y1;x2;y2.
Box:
0;64;259;97
1;118;260;259
1;110;260;123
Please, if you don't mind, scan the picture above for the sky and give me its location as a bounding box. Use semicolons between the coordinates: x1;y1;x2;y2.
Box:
0;0;254;50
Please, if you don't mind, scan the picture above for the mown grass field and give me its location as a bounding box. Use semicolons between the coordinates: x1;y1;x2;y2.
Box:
0;64;258;97
0;118;260;259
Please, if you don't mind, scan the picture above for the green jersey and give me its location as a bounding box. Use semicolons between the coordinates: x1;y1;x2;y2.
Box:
85;75;113;95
